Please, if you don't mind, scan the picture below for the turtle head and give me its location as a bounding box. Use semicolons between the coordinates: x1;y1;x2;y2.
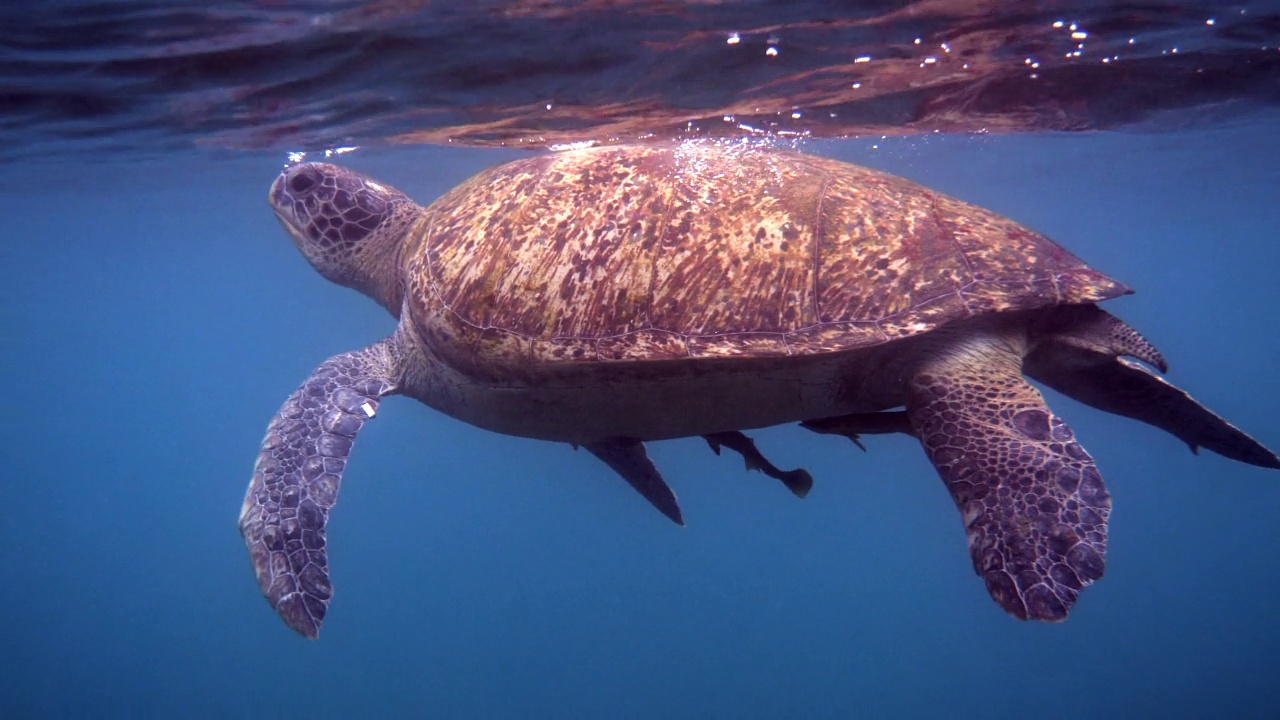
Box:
269;162;420;315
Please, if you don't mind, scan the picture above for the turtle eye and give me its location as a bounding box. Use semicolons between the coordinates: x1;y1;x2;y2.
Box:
288;167;320;194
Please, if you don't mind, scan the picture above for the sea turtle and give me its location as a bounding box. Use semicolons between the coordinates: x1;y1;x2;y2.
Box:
240;141;1279;638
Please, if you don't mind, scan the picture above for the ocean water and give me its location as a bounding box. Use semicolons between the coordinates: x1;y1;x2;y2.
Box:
4;3;1280;718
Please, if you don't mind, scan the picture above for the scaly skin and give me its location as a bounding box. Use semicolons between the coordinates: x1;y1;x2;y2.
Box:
908;334;1109;621
804;309;1278;621
268;162;417;315
239;334;402;638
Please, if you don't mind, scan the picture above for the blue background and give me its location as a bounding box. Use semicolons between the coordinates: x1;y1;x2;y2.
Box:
3;124;1278;717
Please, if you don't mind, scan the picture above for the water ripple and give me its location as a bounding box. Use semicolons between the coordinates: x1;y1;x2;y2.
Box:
2;0;1278;161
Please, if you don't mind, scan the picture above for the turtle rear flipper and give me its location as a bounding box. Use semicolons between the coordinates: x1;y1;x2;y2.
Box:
239;336;401;638
1026;308;1280;469
908;341;1110;622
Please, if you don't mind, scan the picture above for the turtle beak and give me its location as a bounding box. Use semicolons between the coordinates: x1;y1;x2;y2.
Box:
268;172;312;255
268;170;293;219
269;163;329;232
269;171;286;208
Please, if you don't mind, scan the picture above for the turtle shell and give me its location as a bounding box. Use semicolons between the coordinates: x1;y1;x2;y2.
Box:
404;143;1127;378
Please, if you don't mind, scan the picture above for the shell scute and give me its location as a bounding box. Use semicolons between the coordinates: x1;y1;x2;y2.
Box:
785;321;886;355
649;145;825;336
543;336;604;364
473;327;532;379
597;330;689;362
687;332;790;359
878;292;972;341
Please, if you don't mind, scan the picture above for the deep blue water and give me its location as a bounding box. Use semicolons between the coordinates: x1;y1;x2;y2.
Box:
3;121;1279;717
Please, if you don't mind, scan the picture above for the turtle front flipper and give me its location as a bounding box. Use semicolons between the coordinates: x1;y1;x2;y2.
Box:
585;438;684;525
908;342;1110;622
239;337;401;638
1025;308;1280;469
703;431;814;498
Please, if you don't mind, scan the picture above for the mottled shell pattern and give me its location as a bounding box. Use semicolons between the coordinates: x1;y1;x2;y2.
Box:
403;142;1127;378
